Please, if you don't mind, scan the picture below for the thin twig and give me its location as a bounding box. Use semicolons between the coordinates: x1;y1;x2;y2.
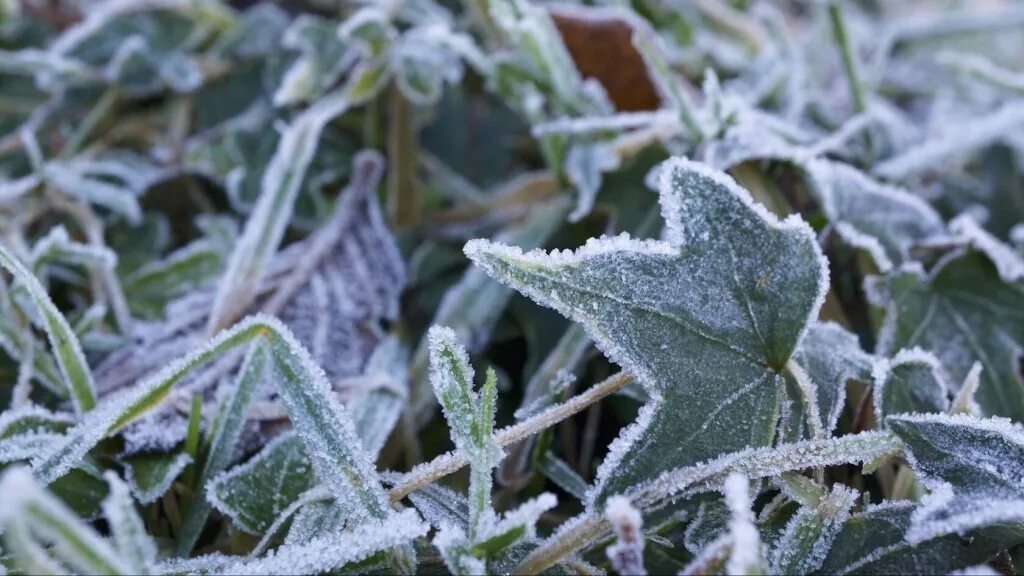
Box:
388;372;632;503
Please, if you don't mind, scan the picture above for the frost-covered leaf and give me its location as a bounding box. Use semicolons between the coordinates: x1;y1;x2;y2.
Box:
791;321;873;436
178;339;270;553
215;508;428;575
207;432;316;535
402;481;470;530
207;91;353;332
120;452;192;505
819;500;1024;575
0;243;96;414
805;160;946;272
273;15;356;106
101;472;157;575
871;250;1024;419
702;126;947;272
873;349;950;424
873;103;1024;181
0;467;129;575
428;325;499;537
410;197;567;417
888;413;1024;543
466;157;828;504
770;483;858;575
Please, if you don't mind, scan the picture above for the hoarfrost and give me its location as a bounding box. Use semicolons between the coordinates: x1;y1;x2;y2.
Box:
889;413;1024;543
101;472;157;575
770;483;858;574
723;473;766;575
605;496;647;576
873;348;950;425
218;508;427;575
466;156;828;505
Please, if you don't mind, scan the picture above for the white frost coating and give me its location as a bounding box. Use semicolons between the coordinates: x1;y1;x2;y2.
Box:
723;473;764;576
605;496;647;576
124;452;192;505
586;401;660;506
0;467;130;574
479;492;557;544
949;565;1001;576
0;405;73;437
835;222;894;272
874;102;1024;180
102;471;157;575
889;412;1024;543
680;534;731;575
788;360;824;439
872;347;950;425
30;226;117;271
936;50;1024;93
220;509;427;575
950;362;984;416
464;233;676;270
433;523;487;575
531;110;678;138
656;157;830;344
949;214;1024;283
658;156;801;246
631;431;901;510
771;483;858;574
207;90;351;332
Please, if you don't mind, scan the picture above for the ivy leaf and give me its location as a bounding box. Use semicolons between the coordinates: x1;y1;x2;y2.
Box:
819;500;1024;575
870;250;1024;419
791;321;873;436
889;413;1024;543
465;157;828;504
207;433;316;536
872;349;949;424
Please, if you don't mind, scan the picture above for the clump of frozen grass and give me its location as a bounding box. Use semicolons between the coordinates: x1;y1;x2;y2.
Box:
3;0;1024;574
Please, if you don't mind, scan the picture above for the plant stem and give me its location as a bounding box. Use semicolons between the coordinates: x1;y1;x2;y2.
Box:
516;513;608;574
828;1;867;113
387;85;420;227
388;371;632;503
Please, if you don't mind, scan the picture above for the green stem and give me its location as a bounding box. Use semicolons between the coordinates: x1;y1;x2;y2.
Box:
829;2;867;113
387;85;420;227
61;87;120;158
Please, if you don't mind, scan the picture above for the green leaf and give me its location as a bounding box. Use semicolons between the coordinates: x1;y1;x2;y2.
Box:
33;315;388;530
872;349;949;424
177;340;270;553
214;508;428;575
791;321;873;436
428;326;499;538
465;158;828;504
870;250;1024;419
0;467;129;575
0;243;97;414
207;433;317;535
410;196;568;419
101;472;157;575
888;413;1024;543
207;91;351;332
120;452;192;505
819;501;1024;575
770;483;859;574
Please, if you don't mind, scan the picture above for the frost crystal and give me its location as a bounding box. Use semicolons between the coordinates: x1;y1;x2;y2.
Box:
467;157;828;504
605;496;647;576
889;413;1024;543
723;473;766;575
